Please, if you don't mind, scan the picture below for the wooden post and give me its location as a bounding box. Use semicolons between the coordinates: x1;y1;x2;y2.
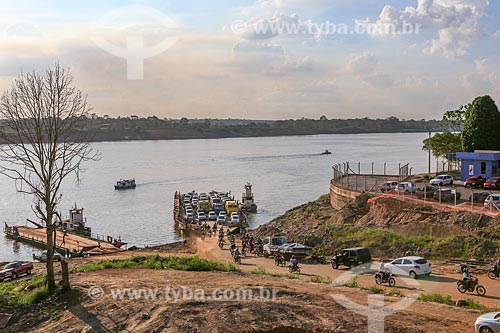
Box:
61;260;70;292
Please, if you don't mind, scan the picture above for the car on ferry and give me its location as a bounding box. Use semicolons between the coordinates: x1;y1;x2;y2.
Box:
208;211;217;221
197;211;206;222
217;215;226;224
229;212;240;224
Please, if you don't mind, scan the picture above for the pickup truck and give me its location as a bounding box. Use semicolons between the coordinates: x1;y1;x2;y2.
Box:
0;261;33;281
263;234;312;259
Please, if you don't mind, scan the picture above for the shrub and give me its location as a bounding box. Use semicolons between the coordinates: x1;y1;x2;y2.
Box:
310;275;332;284
250;266;267;275
418;293;453;305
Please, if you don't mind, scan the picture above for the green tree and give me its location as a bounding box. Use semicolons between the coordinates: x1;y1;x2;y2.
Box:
422;132;462;158
461;95;500;151
442;104;468;132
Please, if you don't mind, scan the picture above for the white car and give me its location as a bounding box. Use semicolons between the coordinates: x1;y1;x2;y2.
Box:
475;312;500;333
186;212;194;222
397;182;419;193
229;214;240;224
385;256;432;278
218;211;227;218
380;181;398;192
208;211;217;221
484;194;500;208
217;215;226;224
430;174;453;186
197;211;206;221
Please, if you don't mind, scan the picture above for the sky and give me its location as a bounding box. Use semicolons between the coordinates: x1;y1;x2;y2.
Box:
0;0;499;120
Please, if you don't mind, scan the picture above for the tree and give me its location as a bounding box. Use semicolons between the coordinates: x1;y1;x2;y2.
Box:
442;104;468;132
461;95;500;152
422;132;461;158
0;64;99;292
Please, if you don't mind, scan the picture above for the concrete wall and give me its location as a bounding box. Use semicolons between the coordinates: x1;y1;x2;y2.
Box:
329;180;361;210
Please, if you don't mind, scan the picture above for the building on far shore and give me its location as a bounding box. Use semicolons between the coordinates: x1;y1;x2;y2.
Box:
456;150;500;181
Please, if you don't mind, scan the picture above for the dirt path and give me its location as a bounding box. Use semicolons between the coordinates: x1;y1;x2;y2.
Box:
195;235;500;309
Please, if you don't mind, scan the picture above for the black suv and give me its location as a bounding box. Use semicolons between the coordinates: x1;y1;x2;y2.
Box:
331;247;372;269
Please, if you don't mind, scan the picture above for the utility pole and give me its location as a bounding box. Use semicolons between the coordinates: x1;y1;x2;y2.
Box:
428;130;431;174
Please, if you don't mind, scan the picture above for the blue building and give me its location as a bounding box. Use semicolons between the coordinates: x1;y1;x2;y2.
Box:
456;150;500;181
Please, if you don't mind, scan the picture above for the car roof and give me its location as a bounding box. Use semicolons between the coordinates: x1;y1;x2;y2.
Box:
394;256;425;261
343;247;369;251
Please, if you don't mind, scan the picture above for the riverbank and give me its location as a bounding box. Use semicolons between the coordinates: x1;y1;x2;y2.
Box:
251;193;500;260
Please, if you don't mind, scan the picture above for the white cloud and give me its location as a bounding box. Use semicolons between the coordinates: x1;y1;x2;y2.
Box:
493;30;500;39
462;59;500;95
346;52;377;75
358;0;490;58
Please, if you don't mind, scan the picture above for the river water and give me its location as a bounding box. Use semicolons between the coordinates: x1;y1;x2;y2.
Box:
0;133;429;261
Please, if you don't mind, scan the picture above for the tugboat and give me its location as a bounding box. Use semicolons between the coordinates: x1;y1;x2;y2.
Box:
114;179;136;190
239;183;257;213
320;150;331;155
60;203;91;236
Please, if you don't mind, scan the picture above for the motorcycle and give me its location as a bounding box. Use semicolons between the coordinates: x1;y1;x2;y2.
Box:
241;248;247;258
487;268;499;280
218;239;224;249
310;254;327;264
457;276;486;296
275;254;286;267
289;264;301;274
374;271;396;287
233;253;241;264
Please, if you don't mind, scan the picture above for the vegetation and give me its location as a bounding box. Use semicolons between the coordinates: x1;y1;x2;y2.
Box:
0;115;442;143
0;274;49;307
335;276;360;288
388;287;403;297
462;95;500;151
250;266;268;275
75;255;240;273
362;285;384;294
418;293;454;306
310;275;333;284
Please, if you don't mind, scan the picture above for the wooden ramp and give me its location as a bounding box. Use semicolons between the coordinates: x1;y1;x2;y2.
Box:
11;226;123;255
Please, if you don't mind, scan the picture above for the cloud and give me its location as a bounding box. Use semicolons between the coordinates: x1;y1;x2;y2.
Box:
357;0;490;58
493;30;500;39
346;52;377;75
233;13;321;41
462;59;500;95
264;56;315;76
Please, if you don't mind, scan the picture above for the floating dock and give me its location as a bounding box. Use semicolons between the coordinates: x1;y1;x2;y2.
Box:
4;224;123;255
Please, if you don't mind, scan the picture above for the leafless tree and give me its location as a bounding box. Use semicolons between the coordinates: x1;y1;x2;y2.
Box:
0;64;99;292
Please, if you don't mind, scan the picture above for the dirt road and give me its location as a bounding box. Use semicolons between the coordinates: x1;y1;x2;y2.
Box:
196;234;500;309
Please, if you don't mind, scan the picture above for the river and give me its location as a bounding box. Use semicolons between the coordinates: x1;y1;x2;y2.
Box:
0;132;430;261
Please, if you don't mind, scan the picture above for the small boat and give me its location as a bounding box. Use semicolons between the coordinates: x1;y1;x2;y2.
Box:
115;179;136;190
320;150;331;155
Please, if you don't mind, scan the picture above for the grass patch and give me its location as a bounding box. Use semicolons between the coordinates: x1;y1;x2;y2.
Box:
462;298;490;312
270;273;300;280
75;255;240;273
388;287;403;297
310;275;332;284
0;273;49;307
418;293;454;305
362;285;384;294
335;276;360;288
250;266;267;275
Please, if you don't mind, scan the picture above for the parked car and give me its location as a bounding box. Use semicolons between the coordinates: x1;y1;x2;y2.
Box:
484;177;500;190
331;247;372;269
186;212;194;222
397;182;419;193
208;211;217;221
484;194;500;208
380;181;398;193
469;192;490;204
475;312;500;333
0;261;33;281
434;188;461;202
33;251;63;262
430;174;453;186
416;185;438;199
465;176;486;188
385;256;431;278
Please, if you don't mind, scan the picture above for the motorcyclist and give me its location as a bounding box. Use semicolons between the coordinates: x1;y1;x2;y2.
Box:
462;265;471;290
379;262;390;279
290;255;299;270
494;256;500;277
274;249;281;265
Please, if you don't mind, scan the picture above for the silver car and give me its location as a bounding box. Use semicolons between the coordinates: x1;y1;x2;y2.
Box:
475;312;500;333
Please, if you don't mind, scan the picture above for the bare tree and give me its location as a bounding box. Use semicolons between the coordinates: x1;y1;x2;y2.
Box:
0;64;99;292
